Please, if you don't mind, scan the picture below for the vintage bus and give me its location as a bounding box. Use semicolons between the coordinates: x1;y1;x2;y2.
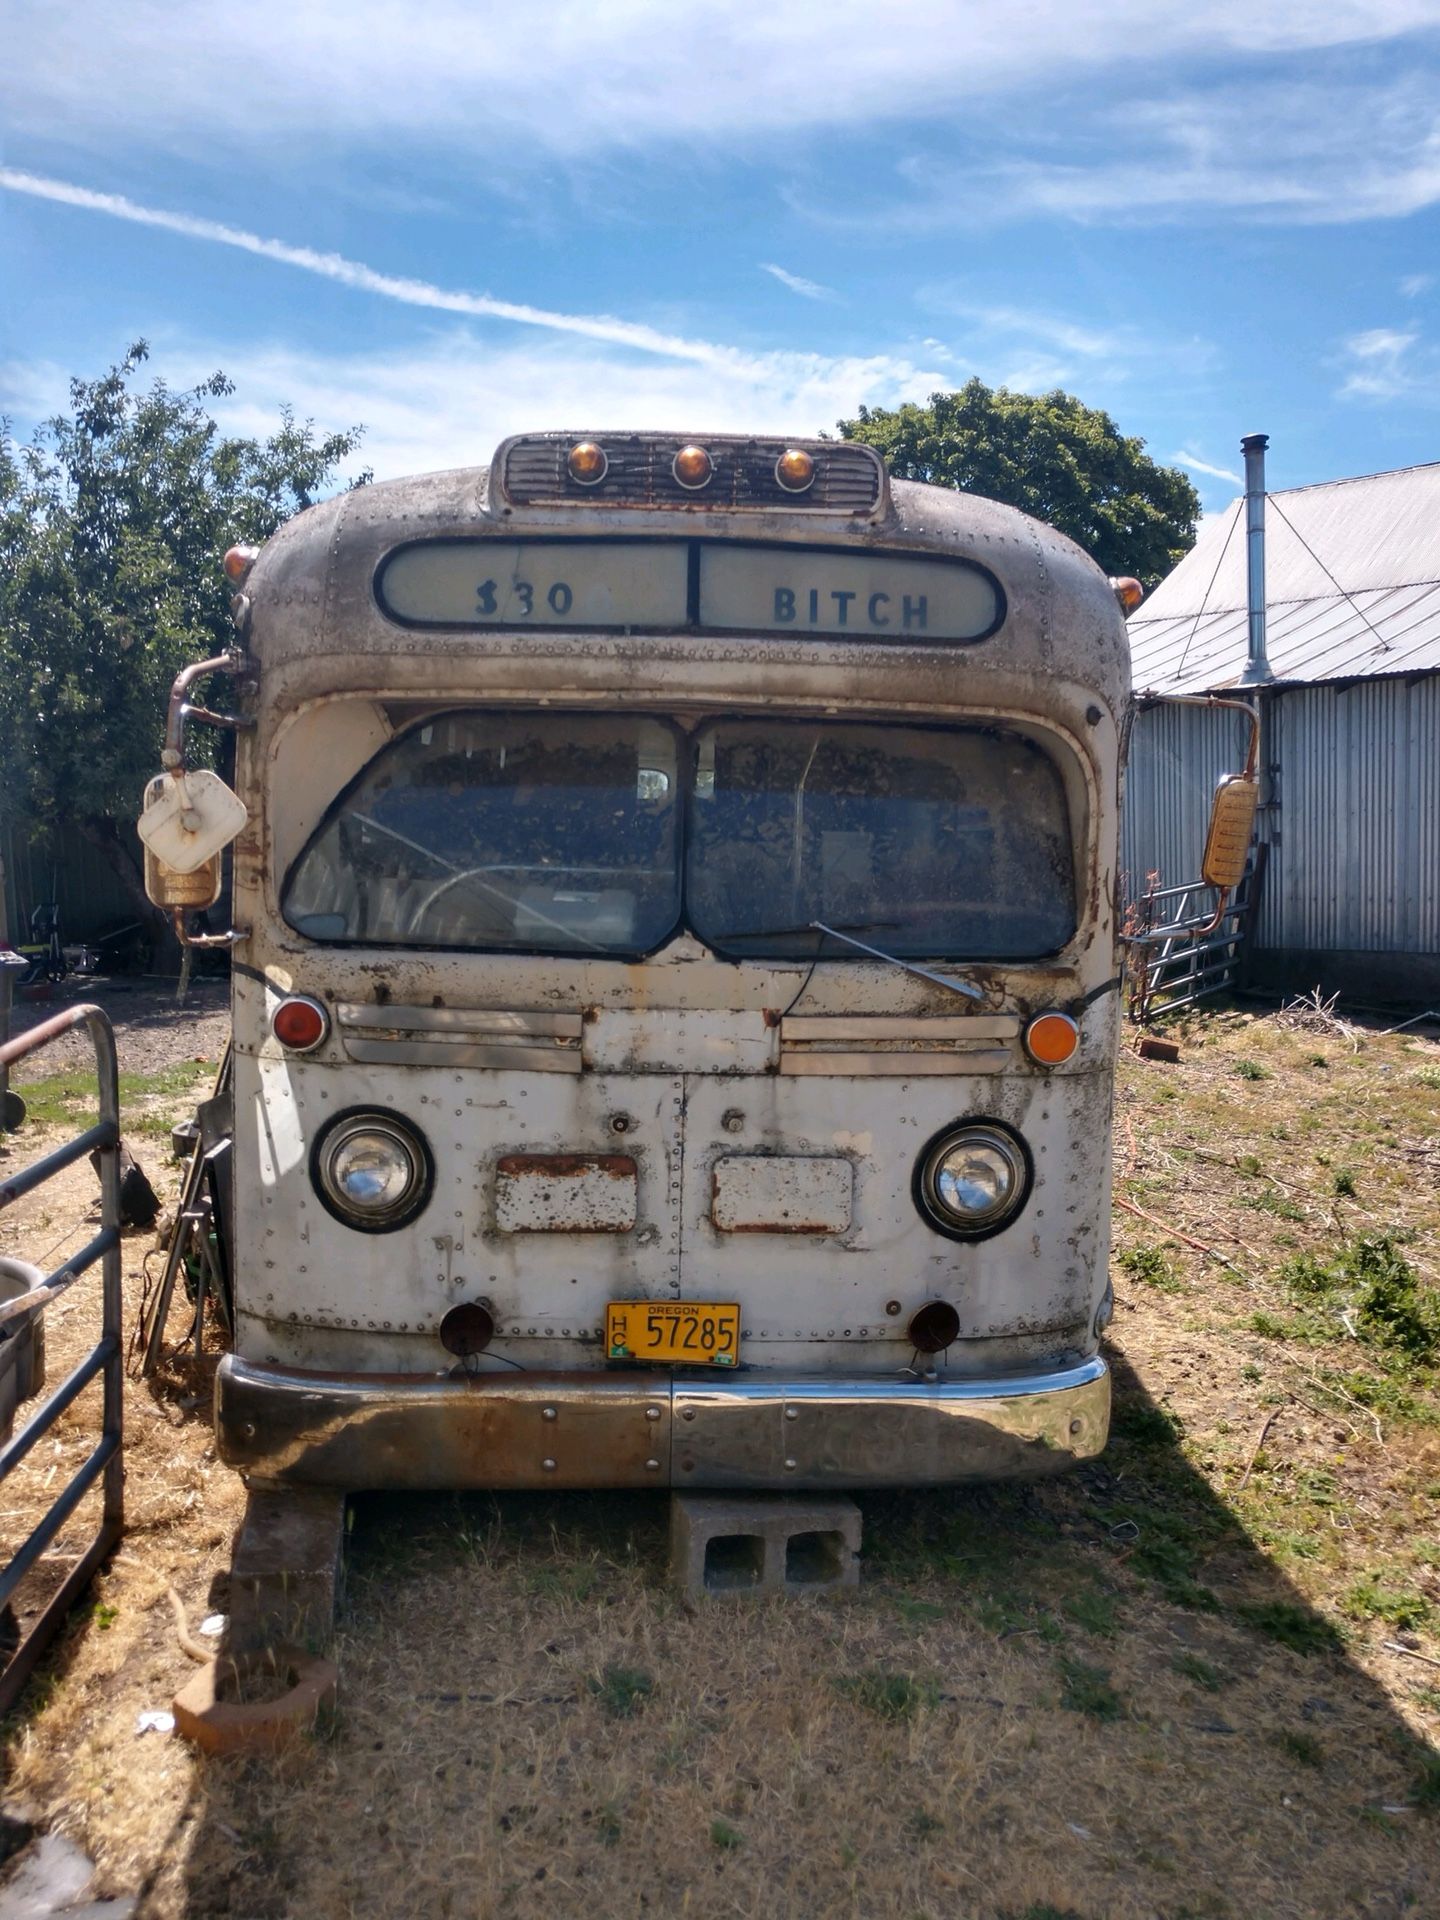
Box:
144;430;1143;1496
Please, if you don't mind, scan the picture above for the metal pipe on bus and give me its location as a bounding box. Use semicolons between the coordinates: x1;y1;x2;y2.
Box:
1239;432;1273;687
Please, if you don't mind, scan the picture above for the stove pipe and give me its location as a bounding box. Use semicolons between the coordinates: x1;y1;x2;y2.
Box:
1239;432;1273;685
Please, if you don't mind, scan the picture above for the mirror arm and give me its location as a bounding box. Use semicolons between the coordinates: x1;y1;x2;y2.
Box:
170;910;248;951
162;648;254;772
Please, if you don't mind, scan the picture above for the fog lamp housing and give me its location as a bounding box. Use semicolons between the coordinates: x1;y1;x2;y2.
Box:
311;1109;433;1233
914;1120;1031;1241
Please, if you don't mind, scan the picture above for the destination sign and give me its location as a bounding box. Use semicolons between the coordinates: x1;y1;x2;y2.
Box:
699;545;1001;643
376;538;1002;643
377;539;689;629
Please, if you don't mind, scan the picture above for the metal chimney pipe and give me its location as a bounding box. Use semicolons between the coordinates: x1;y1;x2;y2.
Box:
1239;432;1273;685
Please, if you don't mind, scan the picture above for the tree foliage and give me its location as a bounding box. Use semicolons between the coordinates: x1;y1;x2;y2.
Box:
837;380;1199;586
0;343;367;910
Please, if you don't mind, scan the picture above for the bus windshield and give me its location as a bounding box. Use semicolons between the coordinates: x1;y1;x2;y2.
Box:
281;710;1076;960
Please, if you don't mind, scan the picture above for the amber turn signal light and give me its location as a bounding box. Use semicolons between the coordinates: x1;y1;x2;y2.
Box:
672;443;714;489
775;447;816;492
223;544;259;582
566;440;608;485
1110;576;1144;613
272;995;329;1053
1024;1012;1080;1067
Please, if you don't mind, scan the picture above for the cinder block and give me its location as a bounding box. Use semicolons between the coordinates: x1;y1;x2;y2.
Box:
227;1485;346;1657
669;1493;861;1599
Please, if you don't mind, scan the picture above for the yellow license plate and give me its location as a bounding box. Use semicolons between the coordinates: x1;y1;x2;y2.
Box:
606;1300;740;1366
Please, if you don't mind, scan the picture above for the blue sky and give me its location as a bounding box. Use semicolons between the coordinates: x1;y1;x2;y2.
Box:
3;2;1440;517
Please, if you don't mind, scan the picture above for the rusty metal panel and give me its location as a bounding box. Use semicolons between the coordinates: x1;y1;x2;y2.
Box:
581;1007;777;1074
495;433;885;516
711;1156;852;1235
779;1011;1018;1076
494;1153;638;1234
335;1003;583;1073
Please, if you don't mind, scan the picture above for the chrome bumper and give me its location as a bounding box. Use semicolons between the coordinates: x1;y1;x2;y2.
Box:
216;1354;1109;1491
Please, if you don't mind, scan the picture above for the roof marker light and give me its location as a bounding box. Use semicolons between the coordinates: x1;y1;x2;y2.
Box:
775;448;816;492
566;440;608;485
223;544;259;582
672;444;714;489
1110;576;1144;613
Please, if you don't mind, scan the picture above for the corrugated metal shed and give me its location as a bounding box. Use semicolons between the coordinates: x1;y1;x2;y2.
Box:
1128;460;1440;696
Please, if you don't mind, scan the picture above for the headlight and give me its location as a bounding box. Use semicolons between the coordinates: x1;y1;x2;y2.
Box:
914;1121;1031;1240
312;1110;433;1233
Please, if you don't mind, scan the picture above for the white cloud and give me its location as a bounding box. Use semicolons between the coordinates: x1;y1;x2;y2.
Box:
0;169;750;368
3;2;1437;167
1173;449;1242;486
0;330;951;481
1337;325;1440;400
760;263;837;302
801;68;1440;229
1400;272;1435;296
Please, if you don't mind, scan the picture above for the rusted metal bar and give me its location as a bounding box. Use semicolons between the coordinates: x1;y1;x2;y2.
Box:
161;649;250;769
0;1002;123;1718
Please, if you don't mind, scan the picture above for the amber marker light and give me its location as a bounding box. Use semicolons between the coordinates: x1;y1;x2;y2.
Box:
1024;1012;1080;1067
272;995;329;1053
1110;575;1145;613
223;544;259;582
672;443;714;489
775;447;816;492
566;440;608;485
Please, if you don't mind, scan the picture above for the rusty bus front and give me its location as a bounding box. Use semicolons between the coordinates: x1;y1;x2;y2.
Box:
197;432;1126;1492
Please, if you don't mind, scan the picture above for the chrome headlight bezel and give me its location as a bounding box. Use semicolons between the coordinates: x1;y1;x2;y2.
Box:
311;1108;434;1234
913;1119;1032;1242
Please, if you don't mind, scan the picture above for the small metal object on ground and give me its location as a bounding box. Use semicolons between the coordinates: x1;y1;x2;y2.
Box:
1136;1036;1182;1063
172;1643;338;1755
669;1492;861;1600
226;1485;347;1657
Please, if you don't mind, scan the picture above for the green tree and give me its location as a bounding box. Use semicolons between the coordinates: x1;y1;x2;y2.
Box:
837;380;1199;586
0;342;367;927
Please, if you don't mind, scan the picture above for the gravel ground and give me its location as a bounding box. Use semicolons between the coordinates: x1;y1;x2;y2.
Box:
4;977;231;1078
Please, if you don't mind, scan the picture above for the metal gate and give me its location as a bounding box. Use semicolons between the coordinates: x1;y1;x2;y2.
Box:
0;1005;123;1716
1126;855;1265;1023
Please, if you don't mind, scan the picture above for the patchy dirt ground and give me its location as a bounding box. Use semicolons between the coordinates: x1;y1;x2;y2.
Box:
2;990;1438;1919
6;978;230;1078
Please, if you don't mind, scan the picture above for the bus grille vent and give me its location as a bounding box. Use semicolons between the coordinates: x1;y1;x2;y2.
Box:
498;437;884;515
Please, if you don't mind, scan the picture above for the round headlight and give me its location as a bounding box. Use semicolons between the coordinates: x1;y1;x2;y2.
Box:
915;1121;1031;1241
312;1110;433;1233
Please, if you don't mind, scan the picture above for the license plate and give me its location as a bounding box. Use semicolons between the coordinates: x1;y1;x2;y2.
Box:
606;1300;740;1366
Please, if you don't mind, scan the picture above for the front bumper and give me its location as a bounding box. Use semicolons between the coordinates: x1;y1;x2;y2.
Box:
216;1353;1110;1491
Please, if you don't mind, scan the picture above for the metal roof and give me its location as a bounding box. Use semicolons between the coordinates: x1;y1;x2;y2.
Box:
1127;459;1440;696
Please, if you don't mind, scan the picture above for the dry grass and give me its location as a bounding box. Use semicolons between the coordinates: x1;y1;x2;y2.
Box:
4;1000;1440;1919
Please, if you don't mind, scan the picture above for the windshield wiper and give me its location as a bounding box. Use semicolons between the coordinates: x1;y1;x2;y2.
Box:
808;920;985;1002
708;918;899;944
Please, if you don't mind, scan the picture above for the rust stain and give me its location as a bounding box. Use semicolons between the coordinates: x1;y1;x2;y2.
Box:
496;1153;636;1180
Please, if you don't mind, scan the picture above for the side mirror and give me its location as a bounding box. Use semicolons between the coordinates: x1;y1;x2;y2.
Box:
143;846;222;911
138;769;247;911
1201;774;1259;890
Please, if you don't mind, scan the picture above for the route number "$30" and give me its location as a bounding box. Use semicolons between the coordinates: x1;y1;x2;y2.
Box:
476;578;574;618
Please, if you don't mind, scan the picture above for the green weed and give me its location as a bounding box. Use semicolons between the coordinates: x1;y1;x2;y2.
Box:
1056;1655;1124;1721
1063;1588;1119;1637
1116;1243;1181;1291
589;1664;653;1717
1275;1729;1325;1768
1332;1168;1358;1197
1171;1651;1227;1692
1235;1600;1338;1656
1410;1748;1440;1810
709;1818;743;1851
1234;1059;1269;1082
1342;1574;1431;1633
836;1671;938;1720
